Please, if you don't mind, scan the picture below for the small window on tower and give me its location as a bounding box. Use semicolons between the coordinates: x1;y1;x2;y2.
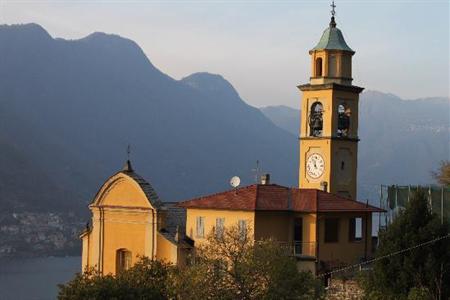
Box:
316;58;323;77
309;102;323;137
337;104;350;137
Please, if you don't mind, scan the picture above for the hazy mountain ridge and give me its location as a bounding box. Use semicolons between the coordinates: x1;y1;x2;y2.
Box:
0;23;448;256
0;23;296;213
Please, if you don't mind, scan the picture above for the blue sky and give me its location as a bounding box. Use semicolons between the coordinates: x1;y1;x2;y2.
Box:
1;0;449;108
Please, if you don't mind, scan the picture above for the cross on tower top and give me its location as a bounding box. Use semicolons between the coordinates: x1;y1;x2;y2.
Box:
329;1;337;28
330;1;336;17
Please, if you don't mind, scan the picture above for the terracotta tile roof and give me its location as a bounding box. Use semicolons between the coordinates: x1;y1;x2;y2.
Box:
178;184;385;213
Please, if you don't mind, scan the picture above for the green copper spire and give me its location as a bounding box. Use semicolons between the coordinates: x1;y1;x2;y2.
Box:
311;1;354;53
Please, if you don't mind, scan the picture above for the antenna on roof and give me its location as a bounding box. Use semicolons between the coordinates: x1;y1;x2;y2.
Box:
252;160;262;183
127;144;131;160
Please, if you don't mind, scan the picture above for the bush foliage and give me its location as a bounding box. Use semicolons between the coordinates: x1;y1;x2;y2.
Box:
360;190;450;300
59;225;323;300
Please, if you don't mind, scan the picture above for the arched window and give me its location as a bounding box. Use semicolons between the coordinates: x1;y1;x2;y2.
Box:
116;249;132;274
309;102;323;137
315;58;323;77
337;104;351;137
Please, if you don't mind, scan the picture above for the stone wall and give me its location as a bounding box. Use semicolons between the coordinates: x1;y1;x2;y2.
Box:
326;279;364;300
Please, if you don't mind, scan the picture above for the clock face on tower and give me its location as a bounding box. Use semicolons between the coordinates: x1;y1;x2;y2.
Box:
306;153;325;179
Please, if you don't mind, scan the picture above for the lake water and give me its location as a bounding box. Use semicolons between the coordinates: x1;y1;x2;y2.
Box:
0;256;80;300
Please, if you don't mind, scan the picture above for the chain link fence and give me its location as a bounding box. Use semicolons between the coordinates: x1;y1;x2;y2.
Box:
378;185;450;230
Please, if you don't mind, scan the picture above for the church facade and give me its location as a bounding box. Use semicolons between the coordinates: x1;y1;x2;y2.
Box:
81;9;384;276
80;161;191;275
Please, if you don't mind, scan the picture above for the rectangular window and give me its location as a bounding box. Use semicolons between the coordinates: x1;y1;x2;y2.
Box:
349;217;363;242
216;218;225;239
196;216;205;238
238;219;247;239
324;218;339;243
294;218;303;242
294;218;303;255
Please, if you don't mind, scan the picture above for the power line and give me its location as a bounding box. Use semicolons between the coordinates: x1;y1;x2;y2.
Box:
317;233;450;278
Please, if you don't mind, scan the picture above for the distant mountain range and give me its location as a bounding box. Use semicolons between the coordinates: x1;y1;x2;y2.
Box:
261;92;450;200
0;23;297;214
0;23;448;216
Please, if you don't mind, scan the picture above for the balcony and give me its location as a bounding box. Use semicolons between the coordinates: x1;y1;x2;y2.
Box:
280;241;317;259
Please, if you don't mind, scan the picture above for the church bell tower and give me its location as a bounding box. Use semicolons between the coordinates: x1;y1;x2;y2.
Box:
298;3;363;200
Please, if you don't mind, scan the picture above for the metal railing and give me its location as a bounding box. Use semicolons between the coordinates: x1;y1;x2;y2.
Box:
280;241;317;258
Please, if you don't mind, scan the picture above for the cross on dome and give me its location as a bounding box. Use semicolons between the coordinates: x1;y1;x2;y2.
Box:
331;0;336;17
329;1;337;28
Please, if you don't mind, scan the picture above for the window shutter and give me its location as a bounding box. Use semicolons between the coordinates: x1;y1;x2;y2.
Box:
196;216;205;238
238;220;247;238
216;218;225;238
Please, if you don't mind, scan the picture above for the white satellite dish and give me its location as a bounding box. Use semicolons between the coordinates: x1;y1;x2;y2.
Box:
230;176;241;188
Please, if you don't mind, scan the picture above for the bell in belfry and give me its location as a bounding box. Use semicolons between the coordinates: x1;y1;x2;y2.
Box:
337;107;351;137
309;111;323;136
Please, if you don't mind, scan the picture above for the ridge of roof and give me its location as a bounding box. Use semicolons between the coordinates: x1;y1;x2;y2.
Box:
179;183;287;205
178;184;385;213
178;184;259;210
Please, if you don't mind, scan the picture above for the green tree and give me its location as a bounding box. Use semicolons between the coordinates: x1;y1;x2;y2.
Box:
432;160;450;186
58;258;172;300
173;224;323;300
360;190;450;300
59;226;322;299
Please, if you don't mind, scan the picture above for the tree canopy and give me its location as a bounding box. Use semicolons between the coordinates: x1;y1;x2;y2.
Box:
433;160;450;186
360;190;450;300
173;224;322;299
58;258;171;300
59;225;322;300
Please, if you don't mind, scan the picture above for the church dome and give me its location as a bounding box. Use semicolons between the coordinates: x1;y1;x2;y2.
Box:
311;17;354;53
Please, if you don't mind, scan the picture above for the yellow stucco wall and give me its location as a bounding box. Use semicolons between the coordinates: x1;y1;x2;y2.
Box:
100;208;155;275
156;233;178;265
254;211;292;242
255;211;317;257
317;212;372;265
93;174;152;208
80;233;89;271
301;213;317;256
186;209;318;258
185;208;255;244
